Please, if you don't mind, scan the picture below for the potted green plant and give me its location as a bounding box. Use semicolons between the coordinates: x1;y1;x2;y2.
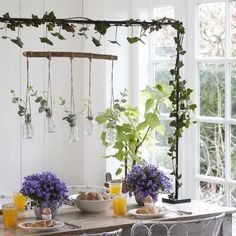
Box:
96;83;171;178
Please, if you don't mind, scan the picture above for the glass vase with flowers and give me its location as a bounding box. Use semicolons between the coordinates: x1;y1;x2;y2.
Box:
124;164;172;206
20;172;68;219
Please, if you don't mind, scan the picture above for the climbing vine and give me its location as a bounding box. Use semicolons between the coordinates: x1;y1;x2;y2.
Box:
0;11;197;199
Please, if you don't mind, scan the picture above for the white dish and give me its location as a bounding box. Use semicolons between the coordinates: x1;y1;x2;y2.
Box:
18;220;64;232
128;207;168;219
70;194;112;214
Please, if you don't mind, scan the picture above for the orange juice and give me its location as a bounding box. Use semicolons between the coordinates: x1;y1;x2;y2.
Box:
2;204;17;229
113;195;127;216
13;193;26;212
109;182;122;195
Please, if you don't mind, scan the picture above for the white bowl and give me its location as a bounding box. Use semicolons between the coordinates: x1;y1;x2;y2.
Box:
70;194;112;213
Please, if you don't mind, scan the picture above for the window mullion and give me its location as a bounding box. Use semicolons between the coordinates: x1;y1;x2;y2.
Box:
225;0;231;207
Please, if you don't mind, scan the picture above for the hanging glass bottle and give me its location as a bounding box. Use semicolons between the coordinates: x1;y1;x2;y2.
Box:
68;57;79;142
23;121;34;139
105;60;117;143
45;57;56;133
105;126;117;143
23;57;34;139
84;59;95;135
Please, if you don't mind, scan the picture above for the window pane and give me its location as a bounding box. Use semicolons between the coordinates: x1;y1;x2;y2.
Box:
154;119;173;170
200;181;225;205
231;1;236;57
198;2;225;57
231;63;236;118
155;63;173;114
154;7;175;58
199;63;225;117
231;125;236;179
200;122;225;178
231;186;236;206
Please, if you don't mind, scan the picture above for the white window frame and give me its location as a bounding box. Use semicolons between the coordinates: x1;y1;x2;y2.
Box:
188;0;236;206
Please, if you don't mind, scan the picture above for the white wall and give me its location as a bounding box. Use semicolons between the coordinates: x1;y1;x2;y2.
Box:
0;0;85;195
82;0;132;181
0;0;133;195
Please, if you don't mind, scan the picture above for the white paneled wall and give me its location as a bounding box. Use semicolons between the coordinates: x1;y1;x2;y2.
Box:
0;0;84;195
0;0;133;195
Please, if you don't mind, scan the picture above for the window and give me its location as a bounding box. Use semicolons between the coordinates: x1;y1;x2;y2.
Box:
148;6;175;172
188;0;236;208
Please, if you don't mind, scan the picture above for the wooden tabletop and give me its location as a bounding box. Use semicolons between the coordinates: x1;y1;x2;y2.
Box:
0;200;235;236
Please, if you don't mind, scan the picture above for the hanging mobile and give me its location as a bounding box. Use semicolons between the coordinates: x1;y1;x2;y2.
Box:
23;57;34;139
45;57;56;133
105;60;117;143
84;58;95;135
68;57;79;143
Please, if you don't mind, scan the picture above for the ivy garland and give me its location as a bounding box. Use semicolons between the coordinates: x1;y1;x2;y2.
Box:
0;11;197;199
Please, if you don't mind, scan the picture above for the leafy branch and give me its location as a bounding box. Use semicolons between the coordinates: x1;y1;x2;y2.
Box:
96;85;170;177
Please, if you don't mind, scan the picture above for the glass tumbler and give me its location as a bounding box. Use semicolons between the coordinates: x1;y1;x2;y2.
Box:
2;203;17;229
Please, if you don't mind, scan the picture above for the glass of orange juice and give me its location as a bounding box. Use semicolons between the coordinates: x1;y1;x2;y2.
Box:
109;181;122;195
13;192;26;212
2;203;17;229
113;194;127;217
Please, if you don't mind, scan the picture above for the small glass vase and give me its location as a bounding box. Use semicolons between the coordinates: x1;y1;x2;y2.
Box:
23;122;34;139
69;126;79;143
46;117;56;133
105;127;117;143
134;193;144;206
84;117;95;135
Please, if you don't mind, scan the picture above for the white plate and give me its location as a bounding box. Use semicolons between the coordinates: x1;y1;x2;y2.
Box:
128;207;168;219
18;220;64;232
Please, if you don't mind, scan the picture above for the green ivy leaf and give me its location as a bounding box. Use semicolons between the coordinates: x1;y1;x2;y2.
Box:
94;22;110;35
11;37;23;48
40;37;53;46
108;40;121;46
127;37;140;44
92;37;101;47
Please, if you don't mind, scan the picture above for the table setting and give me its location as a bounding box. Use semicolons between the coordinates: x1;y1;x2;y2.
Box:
0;168;235;236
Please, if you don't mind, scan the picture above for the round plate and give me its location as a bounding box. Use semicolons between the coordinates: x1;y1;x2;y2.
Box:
18;220;64;232
128;207;168;219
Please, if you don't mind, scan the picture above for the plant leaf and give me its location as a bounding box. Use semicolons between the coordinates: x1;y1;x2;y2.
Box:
145;98;154;113
115;167;122;176
40;37;53;46
92;37;101;47
145;113;159;128
11;37;23;48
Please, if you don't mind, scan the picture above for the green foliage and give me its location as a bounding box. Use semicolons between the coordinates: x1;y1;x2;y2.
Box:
59;97;77;127
96;84;170;177
3;12;197;195
10;88;32;124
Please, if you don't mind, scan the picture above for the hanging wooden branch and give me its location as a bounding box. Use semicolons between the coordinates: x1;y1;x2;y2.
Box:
22;51;118;61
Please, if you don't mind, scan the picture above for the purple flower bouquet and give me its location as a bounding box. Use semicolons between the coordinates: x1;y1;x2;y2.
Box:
20;172;68;210
125;164;172;203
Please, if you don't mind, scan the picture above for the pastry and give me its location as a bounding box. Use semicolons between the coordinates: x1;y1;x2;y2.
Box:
86;192;104;200
46;220;56;227
31;221;47;227
136;206;159;214
77;191;87;200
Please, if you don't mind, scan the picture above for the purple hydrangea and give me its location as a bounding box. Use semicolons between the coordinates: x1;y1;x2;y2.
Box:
20;172;68;209
124;164;172;202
